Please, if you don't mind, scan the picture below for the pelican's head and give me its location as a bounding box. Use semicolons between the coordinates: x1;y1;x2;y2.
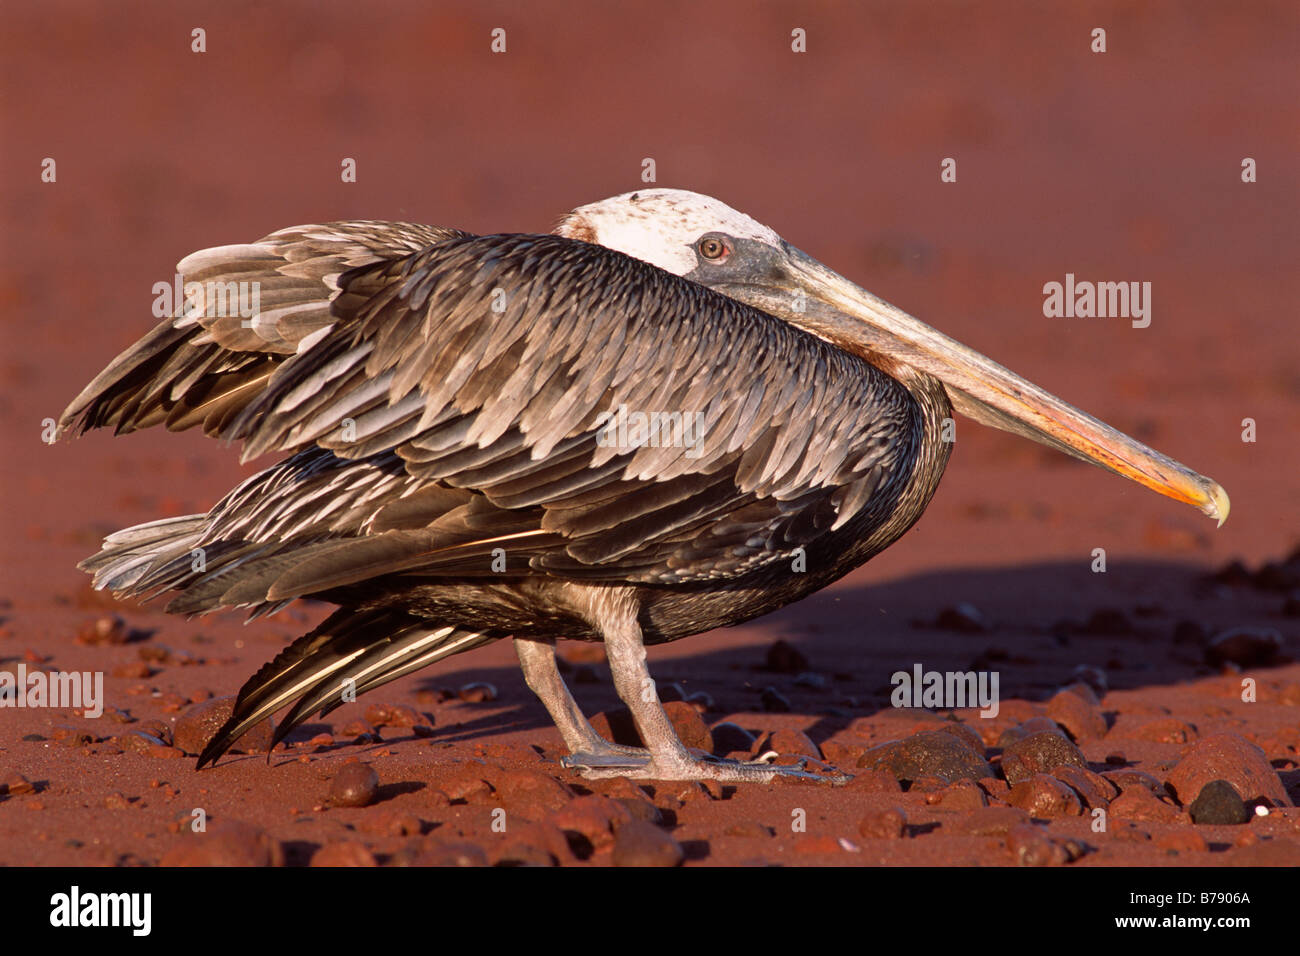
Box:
557;188;1229;525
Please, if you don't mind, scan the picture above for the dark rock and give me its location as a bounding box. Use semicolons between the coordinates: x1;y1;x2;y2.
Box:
759;686;791;713
656;682;686;702
709;721;756;757
935;602;988;633
764;639;809;674
1205;627;1284;668
1188;779;1250;825
793;671;828;690
1071;665;1108;695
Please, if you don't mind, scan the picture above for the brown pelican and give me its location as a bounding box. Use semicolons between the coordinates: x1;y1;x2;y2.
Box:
57;189;1229;782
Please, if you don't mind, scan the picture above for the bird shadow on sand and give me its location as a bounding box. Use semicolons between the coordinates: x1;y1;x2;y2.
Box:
277;557;1292;754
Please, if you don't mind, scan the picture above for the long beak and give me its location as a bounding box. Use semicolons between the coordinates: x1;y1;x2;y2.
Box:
729;246;1229;526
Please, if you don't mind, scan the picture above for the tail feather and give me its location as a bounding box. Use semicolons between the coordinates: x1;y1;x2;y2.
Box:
197;608;495;768
80;515;209;594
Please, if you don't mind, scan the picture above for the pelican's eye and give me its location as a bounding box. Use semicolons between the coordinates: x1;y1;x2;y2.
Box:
697;236;730;262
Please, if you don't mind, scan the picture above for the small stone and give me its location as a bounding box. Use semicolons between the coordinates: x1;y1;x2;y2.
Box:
859;730;993;784
764;640;809;674
1000;732;1088;785
657;682;686;702
615;797;662;825
494;822;571;866
340;719;377;738
794;672;828;690
436;765;494;803
103;792;131;810
357;810;422;837
1101;768;1169;797
934;602;988;633
1165;733;1292;807
410;840;488;867
494;841;558;867
1006;824;1067;866
1119;716;1198;745
1188;779;1250;825
663;700;712;753
160;820;284;867
950;806;1029;836
724;821;774;838
75;614;129;645
173;696;272;756
611;820;683;867
491;768;573;813
759;687;791;713
311;842;378;866
329;763;379;808
1205;627;1284;668
762;729;822;761
1071;665;1108;696
550;795;633;851
2;773;36;795
684;691;714;713
1007;774;1083;818
457;682;497;703
1051;765;1118;809
588;707;643;748
1155;830;1209;854
933;779;987;810
1109;789;1182;823
857;807;907;839
709;721;756;757
1046;688;1107;741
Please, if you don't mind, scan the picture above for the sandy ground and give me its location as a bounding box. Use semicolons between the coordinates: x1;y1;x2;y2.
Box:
1;1;1297;869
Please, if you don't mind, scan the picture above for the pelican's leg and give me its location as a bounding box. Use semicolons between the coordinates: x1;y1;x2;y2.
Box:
586;604;846;784
514;637;649;764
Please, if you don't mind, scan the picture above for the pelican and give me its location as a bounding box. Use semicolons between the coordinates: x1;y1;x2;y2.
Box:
57;189;1228;782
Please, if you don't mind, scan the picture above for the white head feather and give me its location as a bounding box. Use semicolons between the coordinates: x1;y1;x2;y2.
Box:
555;189;782;276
